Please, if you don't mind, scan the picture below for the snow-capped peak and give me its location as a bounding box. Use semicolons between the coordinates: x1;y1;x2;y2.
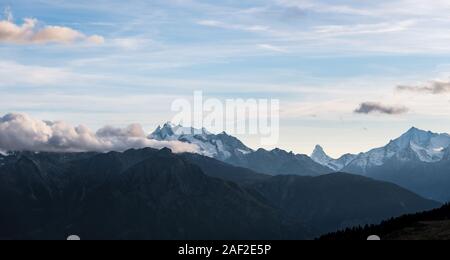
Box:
344;127;450;173
148;122;253;160
150;122;211;140
311;145;357;171
311;145;333;165
390;127;450;162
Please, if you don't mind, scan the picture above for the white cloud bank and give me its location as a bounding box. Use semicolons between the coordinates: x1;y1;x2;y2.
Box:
0;11;104;45
0;113;199;154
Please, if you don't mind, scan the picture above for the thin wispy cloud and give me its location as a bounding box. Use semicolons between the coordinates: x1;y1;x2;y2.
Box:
276;0;450;18
397;80;450;94
197;20;270;33
314;20;416;36
275;0;375;16
354;102;409;115
0;61;102;87
258;44;288;53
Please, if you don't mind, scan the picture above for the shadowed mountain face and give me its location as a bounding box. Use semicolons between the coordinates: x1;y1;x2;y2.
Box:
226;148;332;177
250;173;440;235
0;149;290;240
0;149;440;240
64;150;288;240
345;157;450;203
179;153;270;185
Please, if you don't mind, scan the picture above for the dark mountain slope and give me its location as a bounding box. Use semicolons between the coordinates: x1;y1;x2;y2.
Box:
250;173;441;235
0;157;58;239
227;148;332;177
345;158;450;203
64;150;289;240
180;153;270;184
0;149;440;240
0;149;306;240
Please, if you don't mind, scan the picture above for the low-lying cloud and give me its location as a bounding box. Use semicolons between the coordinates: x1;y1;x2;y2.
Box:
0;113;199;154
354;102;409;115
396;80;450;94
0;10;104;45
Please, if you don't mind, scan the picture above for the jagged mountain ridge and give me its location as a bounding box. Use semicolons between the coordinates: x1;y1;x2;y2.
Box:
312;127;450;173
149;122;253;161
227;148;331;177
311;145;357;171
150;123;332;176
310;127;450;202
345;127;450;174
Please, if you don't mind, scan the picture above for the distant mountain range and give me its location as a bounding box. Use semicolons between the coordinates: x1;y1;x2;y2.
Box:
151;123;331;177
311;127;450;202
2;122;450;239
149;123;450;202
150;123;450;202
311;128;450;174
344;127;450;172
312;127;450;172
0;149;439;240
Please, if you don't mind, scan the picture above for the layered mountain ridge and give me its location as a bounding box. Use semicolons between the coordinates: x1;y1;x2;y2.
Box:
312;127;450;173
0;148;439;240
345;127;450;173
311;127;450;202
150;122;332;177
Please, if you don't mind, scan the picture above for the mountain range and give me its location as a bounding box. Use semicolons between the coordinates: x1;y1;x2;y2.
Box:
311;127;450;202
150;123;450;202
150;123;253;161
151;123;331;177
344;127;450;172
313;127;450;171
2;122;450;240
0;148;439;240
312;127;450;172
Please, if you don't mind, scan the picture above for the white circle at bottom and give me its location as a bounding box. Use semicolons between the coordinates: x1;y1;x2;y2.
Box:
67;235;81;240
367;235;381;241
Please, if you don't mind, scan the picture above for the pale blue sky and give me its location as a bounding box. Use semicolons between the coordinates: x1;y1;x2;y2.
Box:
1;0;450;157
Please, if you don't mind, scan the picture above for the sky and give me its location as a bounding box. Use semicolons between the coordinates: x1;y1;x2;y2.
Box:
1;0;450;157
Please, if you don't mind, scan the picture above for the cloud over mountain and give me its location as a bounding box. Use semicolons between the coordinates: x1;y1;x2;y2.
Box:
354;102;409;115
0;113;198;153
0;10;104;45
